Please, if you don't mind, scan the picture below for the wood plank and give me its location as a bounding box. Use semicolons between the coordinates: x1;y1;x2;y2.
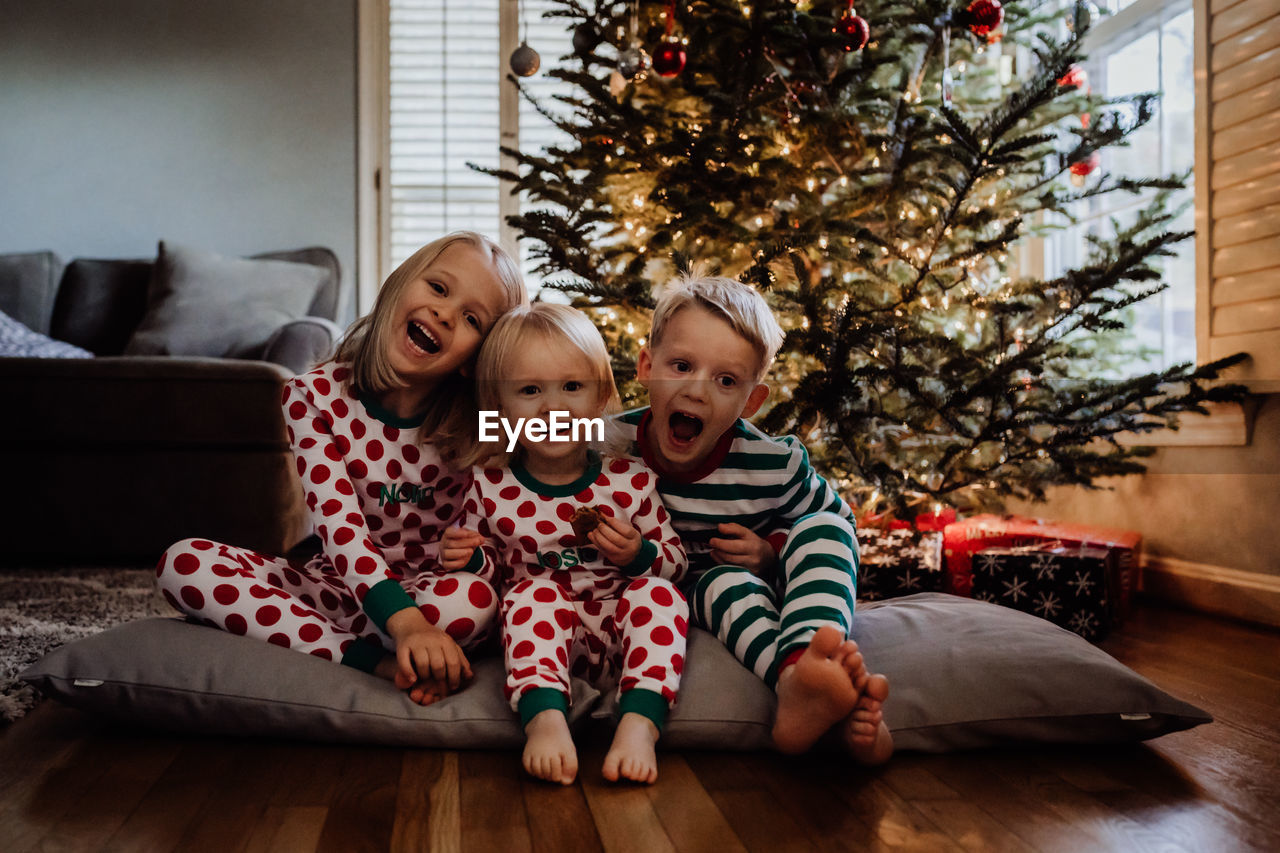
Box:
1214;294;1280;335
1210;0;1249;16
1212;265;1280;305
1208;326;1280;379
1212;44;1280;100
1212;11;1280;72
244;806;329;853
580;746;678;853
522;760;604;853
315;746;401;852
391;750;461;853
1213;169;1280;217
1210;137;1280;189
645;753;746;853
1212;232;1280;276
1212;107;1280;161
1211;75;1280;130
683;752;824;852
1211;0;1280;44
98;739;238;852
459;750;533;853
169;737;295;851
751;753;881;852
1213;201;1280;247
1115;402;1247;447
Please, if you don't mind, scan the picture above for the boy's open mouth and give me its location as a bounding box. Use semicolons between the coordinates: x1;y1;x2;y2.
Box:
408;320;441;355
669;411;703;444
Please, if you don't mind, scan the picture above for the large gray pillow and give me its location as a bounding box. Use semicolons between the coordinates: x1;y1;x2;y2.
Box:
125;242;326;358
21;594;1209;752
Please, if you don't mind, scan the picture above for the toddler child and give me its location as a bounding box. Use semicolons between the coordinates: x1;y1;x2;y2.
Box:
441;303;688;785
618;274;893;764
156;232;527;705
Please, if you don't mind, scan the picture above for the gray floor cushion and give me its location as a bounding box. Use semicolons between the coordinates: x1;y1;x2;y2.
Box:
21;593;1210;752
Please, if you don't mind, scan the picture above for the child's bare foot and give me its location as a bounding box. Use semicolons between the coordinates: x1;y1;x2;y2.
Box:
602;712;660;784
772;625;861;754
523;709;578;785
841;673;894;765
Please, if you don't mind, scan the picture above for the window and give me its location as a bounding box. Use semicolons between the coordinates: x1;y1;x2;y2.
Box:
384;0;573;284
1043;0;1197;374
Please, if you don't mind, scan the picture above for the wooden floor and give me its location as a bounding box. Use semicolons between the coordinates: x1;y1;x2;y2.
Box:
2;602;1278;853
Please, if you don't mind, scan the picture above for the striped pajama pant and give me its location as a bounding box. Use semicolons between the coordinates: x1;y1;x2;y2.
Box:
689;512;858;688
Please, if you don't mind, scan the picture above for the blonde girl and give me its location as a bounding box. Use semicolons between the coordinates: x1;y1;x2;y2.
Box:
156;232;526;705
441;303;688;785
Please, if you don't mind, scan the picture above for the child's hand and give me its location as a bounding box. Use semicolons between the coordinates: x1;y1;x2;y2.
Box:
709;523;777;575
385;604;473;692
440;526;483;571
588;512;643;567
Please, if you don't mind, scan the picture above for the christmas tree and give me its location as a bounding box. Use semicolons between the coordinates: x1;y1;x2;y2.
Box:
482;0;1247;519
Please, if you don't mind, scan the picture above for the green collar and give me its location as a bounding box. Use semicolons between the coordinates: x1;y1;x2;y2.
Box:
358;392;427;429
512;449;602;497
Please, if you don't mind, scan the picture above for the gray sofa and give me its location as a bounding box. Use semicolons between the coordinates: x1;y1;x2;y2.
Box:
0;244;348;563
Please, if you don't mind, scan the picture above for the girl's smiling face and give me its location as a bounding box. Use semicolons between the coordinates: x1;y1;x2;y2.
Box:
388;242;510;385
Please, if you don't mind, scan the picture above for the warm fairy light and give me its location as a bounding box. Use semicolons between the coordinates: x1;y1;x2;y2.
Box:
755;216;764;226
819;234;829;248
632;195;644;208
839;176;848;187
624;220;634;230
781;144;791;155
872;156;880;167
807;177;816;191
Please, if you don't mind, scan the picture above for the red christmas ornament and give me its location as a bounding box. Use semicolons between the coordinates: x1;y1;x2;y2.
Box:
1069;151;1101;186
964;0;1004;38
653;39;687;77
835;6;870;52
1058;64;1089;91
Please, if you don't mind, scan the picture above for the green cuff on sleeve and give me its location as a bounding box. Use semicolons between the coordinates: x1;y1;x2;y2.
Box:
517;687;569;728
362;578;418;632
463;547;484;574
340;637;385;674
618;687;670;732
620;538;659;576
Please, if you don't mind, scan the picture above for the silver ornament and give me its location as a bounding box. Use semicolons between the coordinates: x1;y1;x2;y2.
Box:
1066;0;1099;34
510;42;541;77
617;45;650;81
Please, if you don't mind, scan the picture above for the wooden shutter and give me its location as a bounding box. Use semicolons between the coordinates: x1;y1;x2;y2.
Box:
1196;0;1280;383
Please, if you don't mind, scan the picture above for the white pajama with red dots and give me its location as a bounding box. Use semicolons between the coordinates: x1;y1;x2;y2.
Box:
456;452;689;729
155;361;498;672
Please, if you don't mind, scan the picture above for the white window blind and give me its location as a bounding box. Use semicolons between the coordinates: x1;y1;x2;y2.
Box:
388;0;576;285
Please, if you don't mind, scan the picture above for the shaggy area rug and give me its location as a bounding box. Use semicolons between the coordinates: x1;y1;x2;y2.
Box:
0;566;178;724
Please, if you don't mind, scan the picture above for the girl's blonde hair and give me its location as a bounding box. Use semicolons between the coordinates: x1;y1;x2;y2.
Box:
335;231;527;459
465;302;626;468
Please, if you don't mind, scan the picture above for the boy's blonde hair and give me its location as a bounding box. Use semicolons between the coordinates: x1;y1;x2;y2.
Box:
335;231;527;459
467;302;624;468
650;274;785;379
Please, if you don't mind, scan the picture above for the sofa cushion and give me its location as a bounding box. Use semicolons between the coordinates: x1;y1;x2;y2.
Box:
21;594;1211;752
254;247;343;322
125;242;328;359
50;259;152;355
0;250;63;335
0;309;92;359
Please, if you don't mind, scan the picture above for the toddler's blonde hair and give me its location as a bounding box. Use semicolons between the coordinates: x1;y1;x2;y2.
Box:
650;274;785;380
467;302;625;468
335;231;527;459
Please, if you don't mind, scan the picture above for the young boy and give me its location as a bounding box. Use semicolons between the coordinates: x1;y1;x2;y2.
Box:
617;274;893;763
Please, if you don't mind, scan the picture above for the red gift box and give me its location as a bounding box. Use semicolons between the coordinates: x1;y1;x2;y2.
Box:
942;514;1141;620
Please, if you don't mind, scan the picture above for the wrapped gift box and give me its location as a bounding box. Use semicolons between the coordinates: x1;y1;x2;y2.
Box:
942;514;1141;621
857;526;945;601
972;545;1112;641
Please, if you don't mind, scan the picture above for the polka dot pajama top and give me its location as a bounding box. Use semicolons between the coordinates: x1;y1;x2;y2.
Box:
155;361;498;671
458;452;690;728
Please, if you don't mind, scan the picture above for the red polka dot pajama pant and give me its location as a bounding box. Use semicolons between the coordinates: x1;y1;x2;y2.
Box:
501;576;689;729
156;537;498;668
